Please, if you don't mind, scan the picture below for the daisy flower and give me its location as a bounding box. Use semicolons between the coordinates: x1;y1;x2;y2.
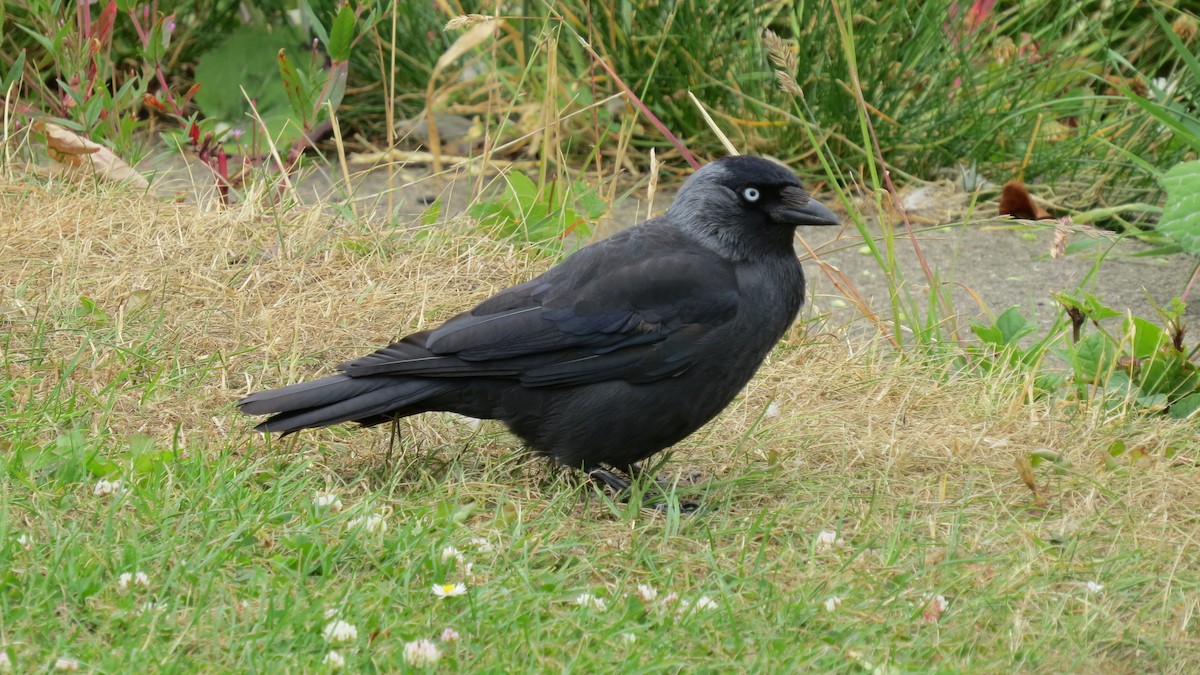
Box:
432;583;467;598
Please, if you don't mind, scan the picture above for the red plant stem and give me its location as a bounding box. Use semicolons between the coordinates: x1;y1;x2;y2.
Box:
569;32;699;170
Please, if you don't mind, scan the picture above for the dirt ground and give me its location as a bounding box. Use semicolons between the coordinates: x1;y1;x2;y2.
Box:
144;155;1197;335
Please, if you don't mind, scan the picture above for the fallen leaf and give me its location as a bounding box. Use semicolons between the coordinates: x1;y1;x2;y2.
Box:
999;180;1052;220
37;121;149;188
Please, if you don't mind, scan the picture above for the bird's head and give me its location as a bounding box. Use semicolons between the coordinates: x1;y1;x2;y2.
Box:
666;156;839;259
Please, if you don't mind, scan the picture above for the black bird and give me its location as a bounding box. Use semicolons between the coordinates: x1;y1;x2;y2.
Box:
238;156;839;492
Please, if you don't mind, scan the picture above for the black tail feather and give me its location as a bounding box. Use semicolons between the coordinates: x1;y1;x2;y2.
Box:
238;374;456;434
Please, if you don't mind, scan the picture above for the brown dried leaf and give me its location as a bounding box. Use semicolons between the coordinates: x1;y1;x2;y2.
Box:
435;20;499;73
999;180;1052;220
38;121;149;188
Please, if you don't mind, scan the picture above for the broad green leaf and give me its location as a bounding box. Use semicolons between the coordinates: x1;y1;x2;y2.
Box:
1159;160;1200;255
1125;316;1165;360
1169;392;1200;419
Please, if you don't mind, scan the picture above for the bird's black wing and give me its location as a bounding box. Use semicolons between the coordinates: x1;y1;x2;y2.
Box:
338;228;740;386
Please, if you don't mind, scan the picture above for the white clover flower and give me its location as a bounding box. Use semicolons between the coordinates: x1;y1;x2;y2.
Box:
314;492;343;511
815;530;840;550
322;620;358;644
822;596;842;612
432;583;467;598
347;513;387;534
324;608;340;619
925;594;948;613
635;584;657;603
439;628;460;643
1084;581;1105;594
118;571;150;589
0;651;10;672
54;657;80;671
440;546;465;564
764;401;781;419
322;651;345;670
677;596;719;616
575;592;607;612
93;479;123;497
16;534;32;551
403;639;441;667
467;537;494;553
621;632;637;644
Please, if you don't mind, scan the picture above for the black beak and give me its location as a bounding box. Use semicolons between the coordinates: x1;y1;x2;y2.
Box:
769;186;840;227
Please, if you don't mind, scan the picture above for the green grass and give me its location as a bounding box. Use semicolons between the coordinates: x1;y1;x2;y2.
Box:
1;181;1198;672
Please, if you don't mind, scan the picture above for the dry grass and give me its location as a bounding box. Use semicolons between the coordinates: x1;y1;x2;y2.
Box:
2;176;1199;671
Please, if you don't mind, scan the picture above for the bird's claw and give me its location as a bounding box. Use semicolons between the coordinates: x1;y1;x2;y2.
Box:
587;465;698;513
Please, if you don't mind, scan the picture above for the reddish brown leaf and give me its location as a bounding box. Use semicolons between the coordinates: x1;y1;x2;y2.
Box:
999;180;1052;220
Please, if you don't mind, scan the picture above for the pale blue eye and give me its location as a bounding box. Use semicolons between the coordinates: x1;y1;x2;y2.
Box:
742;187;760;202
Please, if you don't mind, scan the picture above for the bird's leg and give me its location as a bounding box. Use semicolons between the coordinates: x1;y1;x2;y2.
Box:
622;464;700;514
587;466;631;493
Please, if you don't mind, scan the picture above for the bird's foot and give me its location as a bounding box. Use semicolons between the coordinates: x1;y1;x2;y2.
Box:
587;467;631;493
588;465;698;514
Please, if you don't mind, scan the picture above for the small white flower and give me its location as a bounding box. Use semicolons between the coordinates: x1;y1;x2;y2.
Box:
575;592;607;612
314;492;343;511
93;479;123;497
467;537;494;553
678;596;719;615
822;596;842;612
141;601;166;613
118;571;150;589
440;546;465;564
432;582;467;598
322;651;346;670
621;632;637;644
347;513;387;534
635;584;657;602
322;620;358;644
925;594;948;613
440;628;460;643
324;608;340;619
764;401;781;418
54;657;80;671
815;530;840;550
0;651;11;672
403;639;441;667
16;534;32;551
1084;581;1105;594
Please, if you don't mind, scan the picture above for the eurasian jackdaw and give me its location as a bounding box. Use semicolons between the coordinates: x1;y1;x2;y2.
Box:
238;156;838;491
